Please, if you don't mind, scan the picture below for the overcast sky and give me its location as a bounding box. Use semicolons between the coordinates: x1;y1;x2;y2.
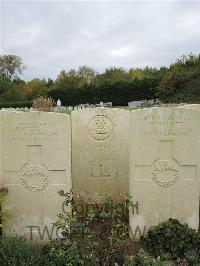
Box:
1;0;200;80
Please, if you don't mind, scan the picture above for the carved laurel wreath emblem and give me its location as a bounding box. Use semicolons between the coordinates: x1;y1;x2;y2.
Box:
152;160;179;187
20;164;49;192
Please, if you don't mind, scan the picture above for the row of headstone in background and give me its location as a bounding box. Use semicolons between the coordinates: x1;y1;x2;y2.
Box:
0;102;190;112
128;99;160;107
1;106;74;112
1;107;33;112
0;105;199;242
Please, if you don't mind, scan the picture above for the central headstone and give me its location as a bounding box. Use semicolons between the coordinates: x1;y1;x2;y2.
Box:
129;107;200;240
72;108;129;200
1;111;71;241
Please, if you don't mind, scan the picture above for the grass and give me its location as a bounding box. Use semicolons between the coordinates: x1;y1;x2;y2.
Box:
54;109;72;115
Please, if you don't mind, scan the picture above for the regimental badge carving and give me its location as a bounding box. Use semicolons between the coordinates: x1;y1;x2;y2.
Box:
152;160;179;187
20;164;49;192
88;115;113;140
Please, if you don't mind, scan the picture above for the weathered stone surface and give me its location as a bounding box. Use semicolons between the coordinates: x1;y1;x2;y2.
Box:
129;107;200;240
72;108;129;200
1;111;71;242
179;104;200;111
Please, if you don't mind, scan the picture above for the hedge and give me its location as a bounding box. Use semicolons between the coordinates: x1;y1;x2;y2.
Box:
0;101;32;108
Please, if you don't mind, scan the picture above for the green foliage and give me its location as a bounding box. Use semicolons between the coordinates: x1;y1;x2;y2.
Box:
46;191;134;266
48;77;156;106
0;101;32;108
157;54;200;103
47;240;99;266
124;249;173;266
48;65;166;106
0;235;47;266
0;54;26;80
0;76;26;102
22;79;50;100
145;218;200;262
53;66;95;90
0;53;200;107
1;211;200;265
78;65;96;84
184;249;200;265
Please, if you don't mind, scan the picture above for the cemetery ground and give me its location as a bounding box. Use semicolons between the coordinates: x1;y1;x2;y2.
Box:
0;106;200;265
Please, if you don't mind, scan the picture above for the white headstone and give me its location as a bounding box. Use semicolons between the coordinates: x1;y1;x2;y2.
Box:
72;108;129;201
129;107;200;240
1;111;71;242
57;99;61;107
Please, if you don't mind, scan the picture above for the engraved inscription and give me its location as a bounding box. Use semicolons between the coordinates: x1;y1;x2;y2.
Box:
88;115;113;140
20;164;49;192
14;121;57;142
152;160;179;187
143;113;192;136
145;114;191;123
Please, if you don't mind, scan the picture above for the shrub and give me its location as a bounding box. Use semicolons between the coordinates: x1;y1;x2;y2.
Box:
145;218;200;262
47;191;134;266
33;96;54;111
124;249;173;266
184;249;200;266
47;239;100;266
0;235;48;266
